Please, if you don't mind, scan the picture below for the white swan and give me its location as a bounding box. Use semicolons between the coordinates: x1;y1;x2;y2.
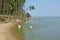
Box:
30;26;32;29
18;25;21;30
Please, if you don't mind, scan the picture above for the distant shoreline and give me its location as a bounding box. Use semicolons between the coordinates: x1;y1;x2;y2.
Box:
28;17;40;21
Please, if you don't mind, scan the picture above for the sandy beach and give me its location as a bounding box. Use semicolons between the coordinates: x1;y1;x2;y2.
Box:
0;20;22;40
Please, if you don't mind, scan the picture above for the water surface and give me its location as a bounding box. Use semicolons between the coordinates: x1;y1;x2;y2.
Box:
22;17;60;40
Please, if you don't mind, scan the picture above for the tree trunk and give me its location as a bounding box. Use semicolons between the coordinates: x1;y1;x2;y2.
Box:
1;0;4;14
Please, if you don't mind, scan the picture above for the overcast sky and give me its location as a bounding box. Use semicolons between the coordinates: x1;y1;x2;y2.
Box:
24;0;60;17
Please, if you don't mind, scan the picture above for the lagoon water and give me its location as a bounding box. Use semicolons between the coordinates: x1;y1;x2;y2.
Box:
22;17;60;40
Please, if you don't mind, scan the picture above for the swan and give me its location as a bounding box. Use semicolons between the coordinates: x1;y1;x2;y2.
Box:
30;26;32;29
18;25;21;30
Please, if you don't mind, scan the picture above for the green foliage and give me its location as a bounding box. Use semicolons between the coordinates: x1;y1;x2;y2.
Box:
0;0;26;15
24;6;35;17
0;0;35;18
29;6;35;10
20;0;26;4
8;4;13;11
27;13;31;17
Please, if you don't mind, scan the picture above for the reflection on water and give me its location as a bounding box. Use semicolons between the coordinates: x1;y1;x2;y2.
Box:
21;17;60;40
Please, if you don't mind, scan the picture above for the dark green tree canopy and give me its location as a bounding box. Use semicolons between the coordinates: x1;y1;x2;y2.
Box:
29;6;35;10
0;0;35;18
27;12;31;17
0;0;26;15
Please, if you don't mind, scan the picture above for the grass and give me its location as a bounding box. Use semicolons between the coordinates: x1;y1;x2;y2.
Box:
11;22;25;40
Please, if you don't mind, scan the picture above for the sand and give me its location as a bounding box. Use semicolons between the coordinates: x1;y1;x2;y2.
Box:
0;22;19;40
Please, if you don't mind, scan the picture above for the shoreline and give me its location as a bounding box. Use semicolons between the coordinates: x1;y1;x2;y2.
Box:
0;17;37;40
0;19;23;40
0;22;18;40
10;20;24;40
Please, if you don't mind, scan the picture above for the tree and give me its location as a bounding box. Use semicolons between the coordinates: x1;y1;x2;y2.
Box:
1;0;4;14
0;0;26;15
24;5;35;17
29;6;35;11
27;12;31;17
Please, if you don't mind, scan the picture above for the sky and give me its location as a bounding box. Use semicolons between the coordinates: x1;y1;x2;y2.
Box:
24;0;60;17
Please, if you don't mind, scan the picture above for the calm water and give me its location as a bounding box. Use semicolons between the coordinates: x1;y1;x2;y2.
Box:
22;17;60;40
